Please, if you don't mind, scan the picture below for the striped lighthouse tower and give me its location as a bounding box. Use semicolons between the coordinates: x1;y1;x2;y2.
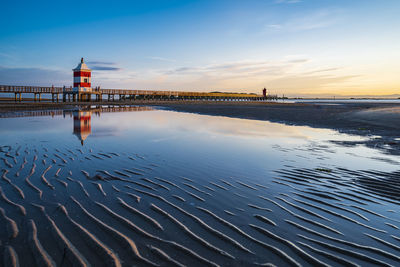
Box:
73;58;92;101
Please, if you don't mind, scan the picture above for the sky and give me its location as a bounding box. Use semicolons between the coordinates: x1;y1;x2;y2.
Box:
0;0;399;97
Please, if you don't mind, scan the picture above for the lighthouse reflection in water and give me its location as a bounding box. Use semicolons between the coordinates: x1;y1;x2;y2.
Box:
73;110;92;145
69;106;154;145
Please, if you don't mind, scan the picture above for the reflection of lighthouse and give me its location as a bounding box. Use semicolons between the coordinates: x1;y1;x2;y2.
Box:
73;110;91;145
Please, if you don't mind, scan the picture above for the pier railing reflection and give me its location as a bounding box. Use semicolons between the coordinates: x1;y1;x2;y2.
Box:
0;105;154;118
0;106;154;145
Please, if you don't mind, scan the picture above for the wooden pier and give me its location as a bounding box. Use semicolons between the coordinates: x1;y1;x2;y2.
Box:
0;85;274;102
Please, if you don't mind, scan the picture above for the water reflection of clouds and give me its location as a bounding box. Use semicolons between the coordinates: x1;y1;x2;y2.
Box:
91;127;119;138
92;110;372;145
0;117;69;134
0;108;368;146
151;136;180;143
92;110;326;141
0;107;397;172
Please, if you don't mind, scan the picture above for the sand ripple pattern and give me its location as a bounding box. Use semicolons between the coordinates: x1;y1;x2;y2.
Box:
1;144;400;266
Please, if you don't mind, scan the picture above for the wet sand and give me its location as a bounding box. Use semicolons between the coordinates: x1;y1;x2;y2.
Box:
1;142;400;266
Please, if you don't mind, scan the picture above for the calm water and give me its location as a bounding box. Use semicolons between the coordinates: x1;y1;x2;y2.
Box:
0;106;399;266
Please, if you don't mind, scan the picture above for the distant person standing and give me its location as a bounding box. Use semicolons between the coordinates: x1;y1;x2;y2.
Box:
262;88;267;98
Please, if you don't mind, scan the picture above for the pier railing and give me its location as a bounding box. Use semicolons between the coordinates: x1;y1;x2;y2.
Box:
0;85;64;93
0;84;273;101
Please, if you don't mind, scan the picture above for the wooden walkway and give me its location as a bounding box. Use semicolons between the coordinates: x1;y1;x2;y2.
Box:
0;85;272;102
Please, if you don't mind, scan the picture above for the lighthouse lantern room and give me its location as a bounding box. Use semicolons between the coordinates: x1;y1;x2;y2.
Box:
73;58;92;100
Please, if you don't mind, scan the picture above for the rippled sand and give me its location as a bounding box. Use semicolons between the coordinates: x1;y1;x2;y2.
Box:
1;142;400;266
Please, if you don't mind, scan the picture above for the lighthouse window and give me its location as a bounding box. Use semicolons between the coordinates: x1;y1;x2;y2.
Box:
84;78;88;83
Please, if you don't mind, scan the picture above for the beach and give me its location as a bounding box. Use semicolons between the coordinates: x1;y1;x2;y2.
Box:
1;102;400;266
3;1;400;265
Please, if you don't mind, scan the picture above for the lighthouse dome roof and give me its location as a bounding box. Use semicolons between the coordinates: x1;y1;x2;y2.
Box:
73;58;91;71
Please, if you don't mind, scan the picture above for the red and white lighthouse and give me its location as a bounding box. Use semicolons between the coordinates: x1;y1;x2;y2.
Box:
73;58;92;93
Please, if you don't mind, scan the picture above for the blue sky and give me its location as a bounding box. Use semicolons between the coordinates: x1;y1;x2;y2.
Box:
1;0;399;96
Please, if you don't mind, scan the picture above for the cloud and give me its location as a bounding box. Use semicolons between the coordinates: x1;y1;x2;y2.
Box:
286;58;309;64
0;52;16;60
0;66;70;86
97;55;346;95
163;60;301;78
148;56;176;62
91;66;122;71
266;74;359;94
116;58;359;97
267;24;282;29
275;0;301;3
0;59;368;97
167;66;196;74
86;61;116;65
87;61;122;71
304;67;341;75
266;9;342;32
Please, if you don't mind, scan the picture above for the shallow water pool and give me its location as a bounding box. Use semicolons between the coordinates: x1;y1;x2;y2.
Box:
0;106;399;266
